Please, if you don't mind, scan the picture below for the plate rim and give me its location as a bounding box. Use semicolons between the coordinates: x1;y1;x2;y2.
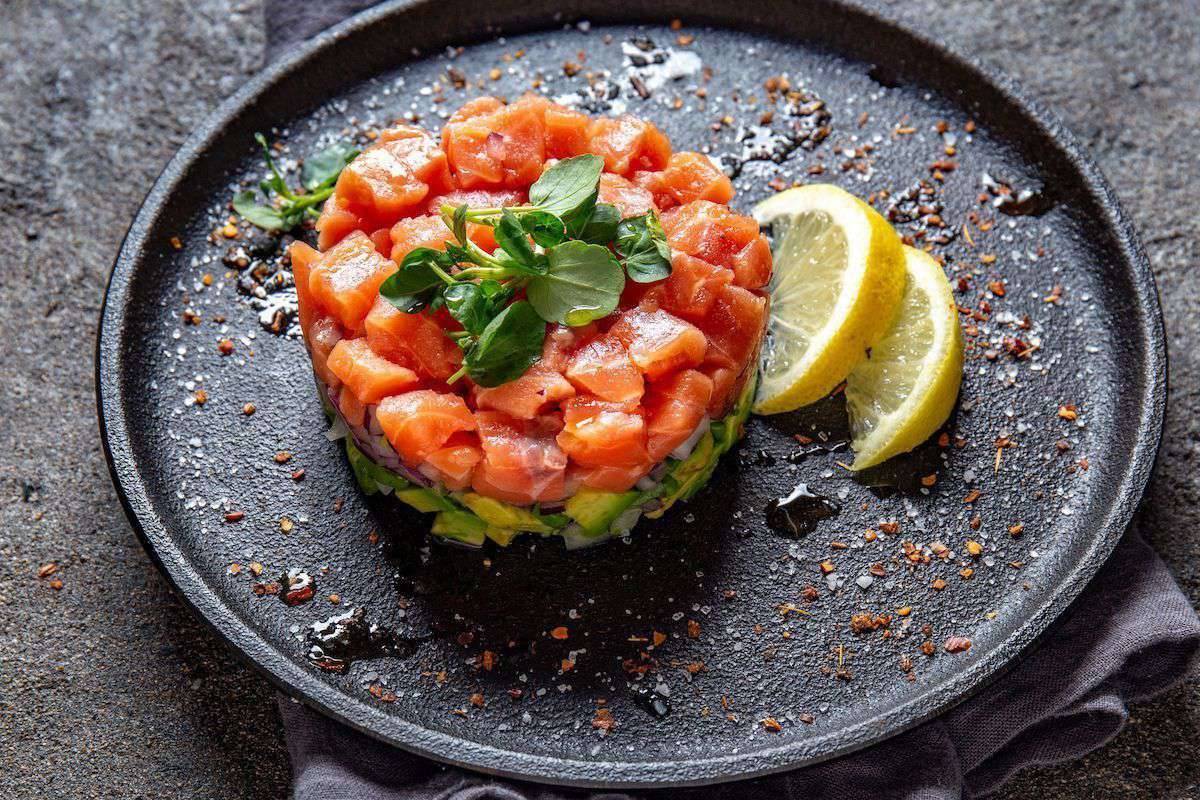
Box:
96;0;1167;787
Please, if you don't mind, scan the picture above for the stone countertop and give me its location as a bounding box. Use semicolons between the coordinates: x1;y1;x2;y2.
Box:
2;1;1197;797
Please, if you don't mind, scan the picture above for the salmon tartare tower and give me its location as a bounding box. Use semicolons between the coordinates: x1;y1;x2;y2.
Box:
288;94;771;547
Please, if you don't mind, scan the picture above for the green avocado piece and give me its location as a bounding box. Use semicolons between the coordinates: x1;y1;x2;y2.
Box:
485;526;521;546
565;486;641;536
431;510;487;546
646;431;715;519
345;439;379;495
395;487;456;513
460;492;557;533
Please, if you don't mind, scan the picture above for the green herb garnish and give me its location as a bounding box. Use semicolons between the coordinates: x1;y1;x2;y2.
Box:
376;154;674;387
232;133;358;232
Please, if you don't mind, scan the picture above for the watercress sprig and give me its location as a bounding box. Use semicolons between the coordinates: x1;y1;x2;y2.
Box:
378;154;674;387
232;133;358;232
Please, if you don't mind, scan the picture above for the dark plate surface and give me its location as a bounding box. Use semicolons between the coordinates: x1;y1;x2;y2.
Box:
96;0;1165;788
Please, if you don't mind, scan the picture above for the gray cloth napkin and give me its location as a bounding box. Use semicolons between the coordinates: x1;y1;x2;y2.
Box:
265;4;1200;797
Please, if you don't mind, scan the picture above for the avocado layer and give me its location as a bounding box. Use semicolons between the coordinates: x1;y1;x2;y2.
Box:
338;372;756;548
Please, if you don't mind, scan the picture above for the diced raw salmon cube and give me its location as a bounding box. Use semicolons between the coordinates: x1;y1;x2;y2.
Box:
315;195;367;251
564;335;645;403
472;411;568;505
609;308;707;379
376;390;477;466
364;296;461;381
644;369;714;461
598;173;657;218
557;397;650;469
423;432;483;490
326;338;420;405
544;105;591;159
699;284;769;370
288;241;322;333
661;200;760;270
307;315;343;391
307;231;398;333
633;152;734;209
474;366;576;420
586;115;671;176
442;98;547;189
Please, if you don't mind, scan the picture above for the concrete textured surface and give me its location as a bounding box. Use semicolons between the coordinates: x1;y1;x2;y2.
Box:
0;0;1197;797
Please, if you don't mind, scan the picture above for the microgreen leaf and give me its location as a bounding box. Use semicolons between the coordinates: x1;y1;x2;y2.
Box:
527;240;624;326
616;211;673;283
379;248;453;312
443;280;511;336
463;301;547;387
451;203;470;245
301;142;359;191
528;154;604;219
573;203;622;244
232;190;285;231
520;210;567;248
495;208;537;266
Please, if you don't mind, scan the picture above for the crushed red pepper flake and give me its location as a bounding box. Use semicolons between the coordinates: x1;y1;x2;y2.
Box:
37;562;58;579
920;640;936;656
550;626;569;640
1058;404;1079;421
224;511;245;523
762;717;782;733
878;521;900;535
687;619;701;639
592;707;617;733
944;636;972;653
931;578;947;591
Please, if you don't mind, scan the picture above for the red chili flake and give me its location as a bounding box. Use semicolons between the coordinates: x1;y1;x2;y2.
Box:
1008;522;1025;537
687;619;701;639
469;692;485;708
291;469;306;481
944;636;972;653
878;521;900;535
217;339;235;355
801;585;820;602
1058;404;1079;421
368;683;397;703
275;451;293;464
192;389;208;405
686;661;706;674
652;630;668;647
480;650;497;672
818;560;836;575
37;563;58;579
931;578;947;591
242;402;257;415
550;626;569;640
963;489;982;504
762;717;782;733
920;640;936;656
224;511;245;523
507;688;524;701
592;707;617;733
868;563;887;577
987;280;1005;296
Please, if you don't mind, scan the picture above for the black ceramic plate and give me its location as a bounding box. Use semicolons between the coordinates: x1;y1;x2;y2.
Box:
97;0;1165;788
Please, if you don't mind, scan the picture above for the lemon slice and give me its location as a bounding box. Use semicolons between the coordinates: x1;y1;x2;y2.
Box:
752;184;906;415
845;246;964;470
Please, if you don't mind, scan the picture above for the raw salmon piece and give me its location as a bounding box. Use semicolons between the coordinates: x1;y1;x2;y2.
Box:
655;252;735;322
315;195;367;251
701;364;738;417
598;173;657;218
573;463;653;493
288;241;322;332
544;105;590;158
326;338;420;405
699;284;769;370
557;397;650;468
425;188;526;214
448;96;505;124
474;366;576;419
374;124;454;192
307;315;343;390
661;200;760;269
634;152;734;209
423;432;483;490
364;296;461;381
472;411;568;505
564;335;645;403
539;323;598;372
308;231;398;333
442;99;547;189
368;228;392;257
586;116;671;176
388;214;498;262
731;233;772;289
609;308;708;379
376;390;477;466
644;369;714;461
338;385;367;428
334;138;434;221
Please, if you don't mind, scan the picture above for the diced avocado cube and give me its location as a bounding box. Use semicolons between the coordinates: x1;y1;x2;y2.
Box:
485;526;521;546
565;487;641;536
395;487;456;514
431;510;487;547
460;493;556;533
344;439;379;495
